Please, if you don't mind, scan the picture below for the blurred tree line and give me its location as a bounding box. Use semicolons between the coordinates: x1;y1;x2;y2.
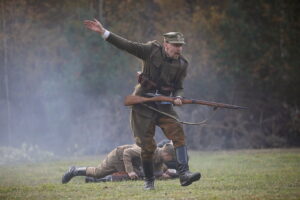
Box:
0;0;299;155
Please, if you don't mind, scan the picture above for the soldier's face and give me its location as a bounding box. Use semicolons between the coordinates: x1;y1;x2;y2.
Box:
163;42;183;59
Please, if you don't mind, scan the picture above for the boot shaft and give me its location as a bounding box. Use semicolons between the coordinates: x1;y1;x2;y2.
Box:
142;160;155;190
175;146;201;186
175;145;189;174
142;160;154;180
74;167;87;176
62;166;87;184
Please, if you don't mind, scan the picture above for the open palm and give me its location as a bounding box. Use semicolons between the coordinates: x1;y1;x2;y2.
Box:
84;19;105;34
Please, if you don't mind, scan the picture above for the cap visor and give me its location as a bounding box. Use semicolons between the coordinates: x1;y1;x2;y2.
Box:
168;41;185;44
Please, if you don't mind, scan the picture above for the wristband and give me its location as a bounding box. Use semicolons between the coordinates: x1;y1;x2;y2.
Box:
102;29;110;40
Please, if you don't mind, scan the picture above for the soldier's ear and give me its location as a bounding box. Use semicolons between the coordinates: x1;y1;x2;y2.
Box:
163;42;168;48
164;43;171;52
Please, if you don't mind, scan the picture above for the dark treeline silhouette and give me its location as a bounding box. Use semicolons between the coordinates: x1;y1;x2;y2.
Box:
0;0;299;155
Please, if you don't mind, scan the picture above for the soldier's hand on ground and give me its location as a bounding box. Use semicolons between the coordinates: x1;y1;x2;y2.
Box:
174;98;183;106
161;172;171;179
83;19;105;35
128;171;138;180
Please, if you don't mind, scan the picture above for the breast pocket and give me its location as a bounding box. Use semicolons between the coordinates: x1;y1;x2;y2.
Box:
161;64;179;83
148;58;162;80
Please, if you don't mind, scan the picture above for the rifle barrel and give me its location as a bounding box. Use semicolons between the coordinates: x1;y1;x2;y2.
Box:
182;99;247;110
124;95;247;110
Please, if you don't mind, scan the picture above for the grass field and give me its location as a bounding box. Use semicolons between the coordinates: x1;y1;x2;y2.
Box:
0;148;299;200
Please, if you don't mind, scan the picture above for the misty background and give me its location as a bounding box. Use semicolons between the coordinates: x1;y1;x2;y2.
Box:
0;0;299;159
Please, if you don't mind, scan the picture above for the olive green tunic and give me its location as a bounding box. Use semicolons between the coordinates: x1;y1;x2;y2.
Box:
105;32;187;159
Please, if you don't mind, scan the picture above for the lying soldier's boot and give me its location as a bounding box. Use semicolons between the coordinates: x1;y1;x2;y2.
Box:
62;166;86;184
85;176;112;183
85;177;95;183
176;146;201;186
142;160;155;190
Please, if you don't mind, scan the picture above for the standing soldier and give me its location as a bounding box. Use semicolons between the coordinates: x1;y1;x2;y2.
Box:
84;19;201;190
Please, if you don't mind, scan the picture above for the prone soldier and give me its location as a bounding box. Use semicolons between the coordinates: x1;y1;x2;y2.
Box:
62;143;175;183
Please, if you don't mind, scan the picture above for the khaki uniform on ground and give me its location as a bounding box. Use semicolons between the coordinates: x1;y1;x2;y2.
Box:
61;144;175;184
86;144;167;178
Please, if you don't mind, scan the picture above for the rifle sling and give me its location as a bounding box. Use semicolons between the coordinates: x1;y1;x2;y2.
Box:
141;103;217;126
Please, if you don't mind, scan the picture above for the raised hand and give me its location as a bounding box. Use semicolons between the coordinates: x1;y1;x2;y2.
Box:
83;18;105;35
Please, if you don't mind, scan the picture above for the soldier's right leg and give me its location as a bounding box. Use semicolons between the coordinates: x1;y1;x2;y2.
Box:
62;153;117;184
85;166;116;183
130;110;157;190
86;153;118;178
62;166;87;184
140;136;156;190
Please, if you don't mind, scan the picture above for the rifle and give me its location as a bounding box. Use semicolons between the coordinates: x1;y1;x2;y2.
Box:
124;94;247;110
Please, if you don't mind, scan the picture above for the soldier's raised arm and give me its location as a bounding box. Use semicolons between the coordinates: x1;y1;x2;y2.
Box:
84;19;152;60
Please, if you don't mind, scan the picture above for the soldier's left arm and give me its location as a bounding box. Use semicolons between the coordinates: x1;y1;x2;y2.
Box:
123;146;141;174
84;18;152;60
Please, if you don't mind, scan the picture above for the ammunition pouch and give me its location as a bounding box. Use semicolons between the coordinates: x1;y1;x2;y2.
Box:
137;71;175;96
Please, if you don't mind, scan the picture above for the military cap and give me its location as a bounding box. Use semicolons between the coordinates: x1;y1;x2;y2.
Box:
163;32;185;44
161;143;175;156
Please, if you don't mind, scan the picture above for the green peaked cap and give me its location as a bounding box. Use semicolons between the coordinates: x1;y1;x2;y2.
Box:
163;32;185;44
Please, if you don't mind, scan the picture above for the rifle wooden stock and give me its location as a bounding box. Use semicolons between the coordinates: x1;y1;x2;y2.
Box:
124;95;247;110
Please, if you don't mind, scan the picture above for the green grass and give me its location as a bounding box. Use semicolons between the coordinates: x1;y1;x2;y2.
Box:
0;149;299;200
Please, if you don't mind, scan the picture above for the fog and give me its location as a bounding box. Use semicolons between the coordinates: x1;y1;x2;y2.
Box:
1;1;299;161
0;48;133;155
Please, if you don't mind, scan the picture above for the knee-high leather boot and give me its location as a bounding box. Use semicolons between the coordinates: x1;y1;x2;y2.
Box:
142;160;155;190
176;146;201;186
62;166;87;184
